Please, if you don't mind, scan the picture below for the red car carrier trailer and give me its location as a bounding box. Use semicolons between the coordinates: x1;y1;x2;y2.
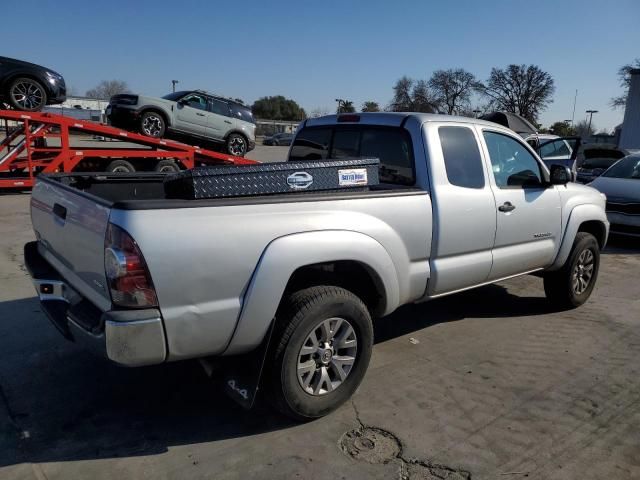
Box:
0;109;256;189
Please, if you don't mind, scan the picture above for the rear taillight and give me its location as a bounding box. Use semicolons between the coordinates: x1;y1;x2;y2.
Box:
105;223;157;308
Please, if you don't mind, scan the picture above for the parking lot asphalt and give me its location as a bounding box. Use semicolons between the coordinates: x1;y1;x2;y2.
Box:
1;192;639;479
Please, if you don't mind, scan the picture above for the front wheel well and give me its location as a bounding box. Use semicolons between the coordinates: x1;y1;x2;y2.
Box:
577;220;607;249
283;261;386;318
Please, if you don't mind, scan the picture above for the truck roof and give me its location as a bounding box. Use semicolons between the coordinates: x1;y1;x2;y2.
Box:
305;112;504;129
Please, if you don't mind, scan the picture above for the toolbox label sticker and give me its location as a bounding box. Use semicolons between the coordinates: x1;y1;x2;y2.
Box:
338;168;368;186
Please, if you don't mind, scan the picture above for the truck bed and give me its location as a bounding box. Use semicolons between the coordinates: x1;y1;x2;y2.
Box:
46;173;422;210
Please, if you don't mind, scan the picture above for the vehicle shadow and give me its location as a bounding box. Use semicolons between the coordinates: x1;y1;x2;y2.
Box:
602;234;640;255
0;283;567;467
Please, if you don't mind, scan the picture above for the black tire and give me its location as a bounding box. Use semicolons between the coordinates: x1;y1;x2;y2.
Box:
226;133;247;157
7;77;47;111
139;111;166;138
105;159;135;173
543;232;600;309
266;286;373;421
154;160;180;173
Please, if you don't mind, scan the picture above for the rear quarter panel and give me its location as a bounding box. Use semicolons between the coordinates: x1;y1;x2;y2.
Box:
109;193;432;360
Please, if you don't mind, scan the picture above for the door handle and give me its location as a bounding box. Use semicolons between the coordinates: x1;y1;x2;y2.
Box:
224;120;232;124
53;203;67;220
196;112;205;117
498;201;516;213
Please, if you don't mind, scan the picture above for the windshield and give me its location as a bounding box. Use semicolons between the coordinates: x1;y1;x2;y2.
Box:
602;156;640;179
162;91;189;101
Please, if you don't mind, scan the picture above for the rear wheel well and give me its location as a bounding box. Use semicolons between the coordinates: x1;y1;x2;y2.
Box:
140;107;169;126
578;220;607;249
283;261;386;318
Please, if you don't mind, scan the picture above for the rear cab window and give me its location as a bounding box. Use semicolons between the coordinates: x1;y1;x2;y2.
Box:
289;126;415;185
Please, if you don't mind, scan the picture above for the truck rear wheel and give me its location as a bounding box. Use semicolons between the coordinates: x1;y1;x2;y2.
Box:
154;160;179;173
106;159;136;173
266;286;373;420
543;232;600;309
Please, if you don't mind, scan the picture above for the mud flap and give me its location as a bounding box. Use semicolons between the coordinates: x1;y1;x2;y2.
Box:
220;321;275;409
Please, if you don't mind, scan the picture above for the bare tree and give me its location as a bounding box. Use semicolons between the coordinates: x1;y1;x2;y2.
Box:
479;64;555;122
411;80;439;113
428;68;481;115
574;119;596;138
361;101;380;112
85;80;131;100
611;58;640;108
390;76;414;111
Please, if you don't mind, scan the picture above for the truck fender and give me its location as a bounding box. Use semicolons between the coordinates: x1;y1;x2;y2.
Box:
548;204;609;271
223;230;400;356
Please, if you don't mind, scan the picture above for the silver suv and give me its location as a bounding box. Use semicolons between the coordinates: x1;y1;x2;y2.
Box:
106;90;256;156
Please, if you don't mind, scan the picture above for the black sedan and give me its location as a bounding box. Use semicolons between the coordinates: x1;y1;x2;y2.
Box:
0;56;66;111
263;132;294;146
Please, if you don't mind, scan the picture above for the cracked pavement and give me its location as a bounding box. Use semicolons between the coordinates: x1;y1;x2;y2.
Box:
1;192;639;479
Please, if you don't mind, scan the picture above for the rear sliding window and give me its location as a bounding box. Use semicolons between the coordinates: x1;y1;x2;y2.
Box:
289;127;415;185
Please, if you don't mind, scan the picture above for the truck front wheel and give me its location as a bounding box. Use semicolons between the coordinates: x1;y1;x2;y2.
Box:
267;286;373;420
543;232;600;309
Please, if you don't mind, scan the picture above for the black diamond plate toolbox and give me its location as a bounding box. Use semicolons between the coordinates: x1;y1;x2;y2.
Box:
163;158;380;199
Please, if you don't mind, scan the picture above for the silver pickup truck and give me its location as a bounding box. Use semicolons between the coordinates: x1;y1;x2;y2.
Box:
25;113;609;420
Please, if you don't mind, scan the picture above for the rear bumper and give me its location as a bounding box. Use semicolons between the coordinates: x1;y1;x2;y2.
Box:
106;105;140;129
24;241;166;366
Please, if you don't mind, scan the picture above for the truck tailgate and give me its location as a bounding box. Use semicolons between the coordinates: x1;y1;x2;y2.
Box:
30;178;112;311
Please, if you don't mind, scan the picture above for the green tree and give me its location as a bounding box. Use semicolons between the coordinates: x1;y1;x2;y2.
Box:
251;95;306;120
549;121;576;136
611;58;640;108
337;100;355;113
479;64;555;122
361;101;380;112
428;68;481;115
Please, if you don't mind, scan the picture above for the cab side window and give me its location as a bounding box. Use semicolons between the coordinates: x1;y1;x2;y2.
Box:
209;99;230;117
182;94;208;111
483;131;543;188
439;126;485;189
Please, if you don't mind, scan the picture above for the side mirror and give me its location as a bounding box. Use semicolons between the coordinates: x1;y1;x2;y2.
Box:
550;164;571;185
177;98;187;106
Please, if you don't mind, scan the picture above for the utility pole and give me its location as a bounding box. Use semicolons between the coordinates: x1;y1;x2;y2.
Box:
335;98;345;114
586;110;598;135
171;80;179;93
571;89;578;126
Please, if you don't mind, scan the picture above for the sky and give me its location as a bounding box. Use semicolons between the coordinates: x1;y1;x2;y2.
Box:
3;0;639;131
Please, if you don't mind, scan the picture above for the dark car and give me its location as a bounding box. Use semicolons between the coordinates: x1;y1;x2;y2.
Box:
0;56;66;111
263;132;294;146
576;147;629;184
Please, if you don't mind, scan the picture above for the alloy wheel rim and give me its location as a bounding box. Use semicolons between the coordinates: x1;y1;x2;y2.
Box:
229;137;246;156
297;317;357;396
142;115;162;136
11;82;44;110
572;248;595;295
